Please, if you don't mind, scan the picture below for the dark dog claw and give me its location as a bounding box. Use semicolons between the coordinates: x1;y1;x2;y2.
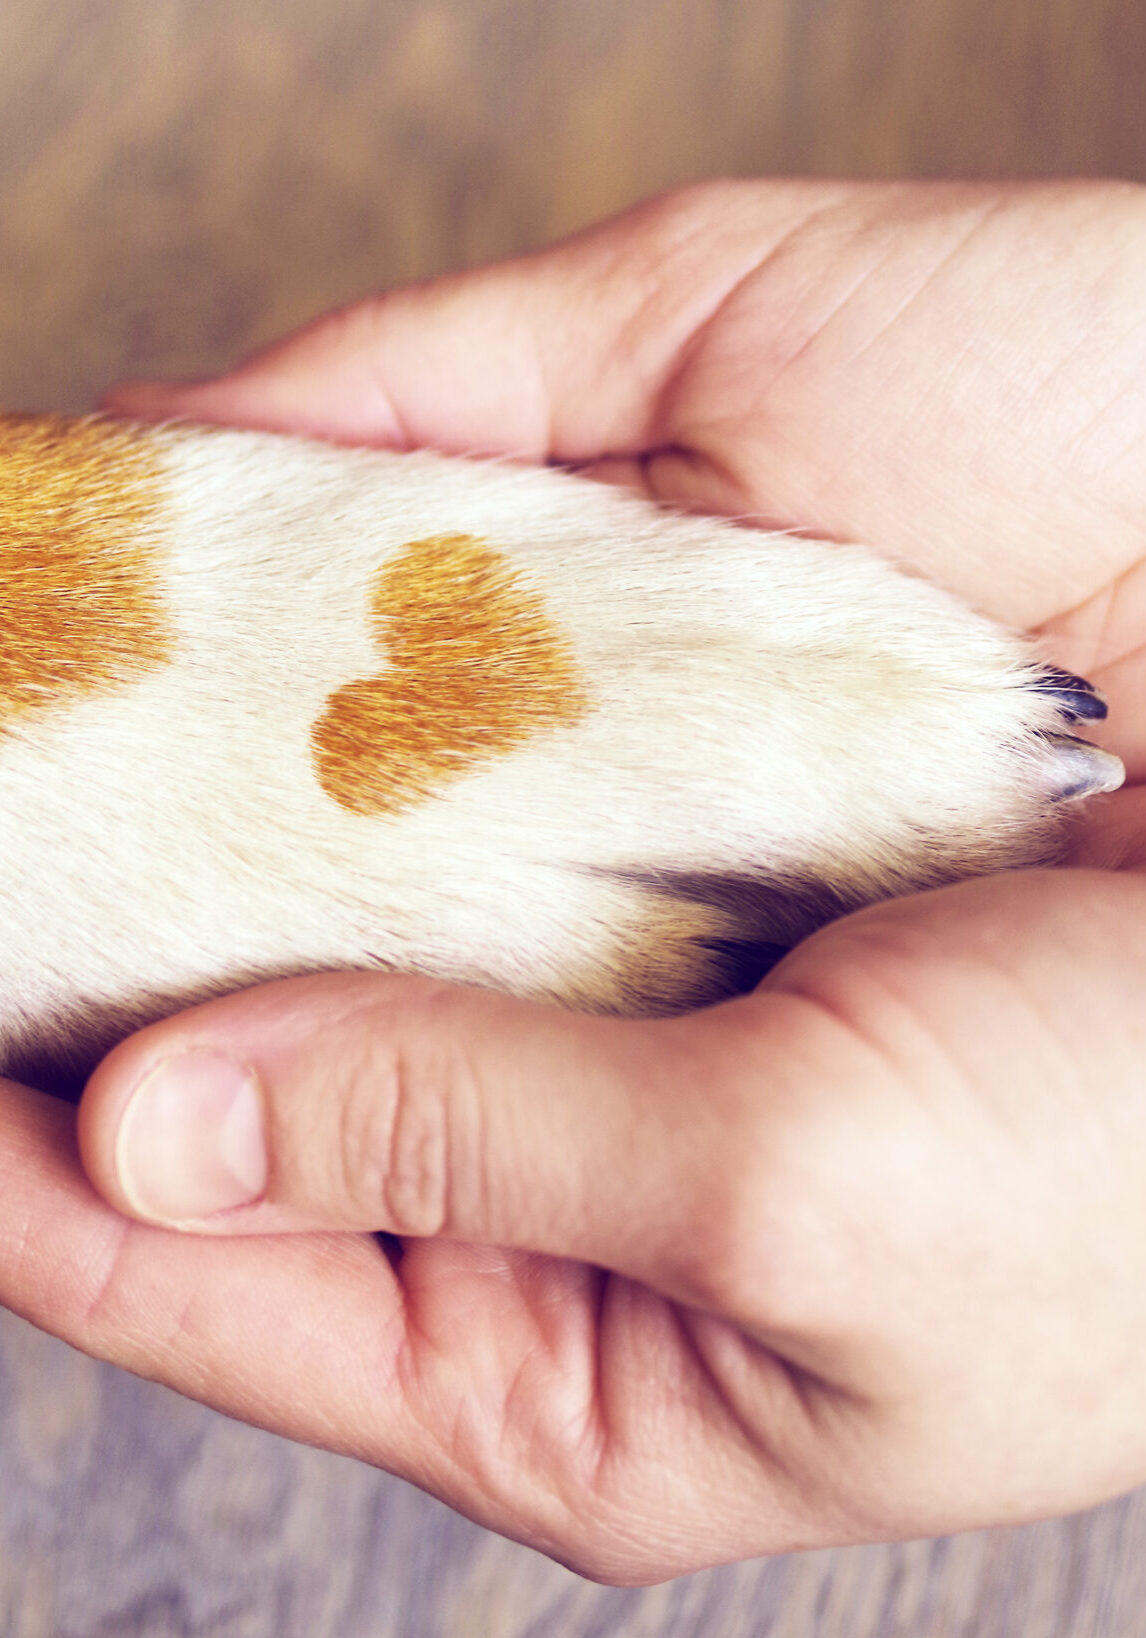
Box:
1030;666;1108;722
1041;732;1124;802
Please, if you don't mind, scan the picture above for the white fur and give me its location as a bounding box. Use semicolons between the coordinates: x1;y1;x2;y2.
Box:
0;423;1119;1086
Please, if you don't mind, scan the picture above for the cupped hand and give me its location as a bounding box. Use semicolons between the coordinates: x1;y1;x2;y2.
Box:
3;179;1146;1582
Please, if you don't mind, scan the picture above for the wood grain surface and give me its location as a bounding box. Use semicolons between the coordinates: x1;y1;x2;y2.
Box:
2;2;1146;1633
4;1307;1146;1638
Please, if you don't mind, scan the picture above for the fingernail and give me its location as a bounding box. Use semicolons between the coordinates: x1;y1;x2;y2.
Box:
115;1051;268;1223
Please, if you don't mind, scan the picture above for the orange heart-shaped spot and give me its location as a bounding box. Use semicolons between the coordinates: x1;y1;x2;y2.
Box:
312;533;591;816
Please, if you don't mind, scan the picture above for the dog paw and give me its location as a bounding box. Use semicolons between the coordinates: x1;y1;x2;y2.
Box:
0;423;1127;1081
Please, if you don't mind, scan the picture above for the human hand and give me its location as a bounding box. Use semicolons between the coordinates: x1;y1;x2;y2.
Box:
4;180;1146;1581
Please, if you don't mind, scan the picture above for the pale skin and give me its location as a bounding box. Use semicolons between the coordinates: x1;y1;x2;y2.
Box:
3;178;1146;1582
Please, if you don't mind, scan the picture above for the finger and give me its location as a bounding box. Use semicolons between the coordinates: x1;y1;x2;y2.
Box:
2;1072;837;1579
77;970;814;1309
2;1075;617;1553
0;1074;411;1452
101;180;838;462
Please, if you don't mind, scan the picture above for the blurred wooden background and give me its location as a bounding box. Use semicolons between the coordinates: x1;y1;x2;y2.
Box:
3;0;1146;411
3;1;1146;1632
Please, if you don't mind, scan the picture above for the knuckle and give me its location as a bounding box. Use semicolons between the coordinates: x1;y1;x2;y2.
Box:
377;1048;449;1239
330;996;462;1236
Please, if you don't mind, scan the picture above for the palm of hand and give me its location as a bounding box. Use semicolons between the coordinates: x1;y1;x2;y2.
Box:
356;184;1146;1574
592;181;1146;848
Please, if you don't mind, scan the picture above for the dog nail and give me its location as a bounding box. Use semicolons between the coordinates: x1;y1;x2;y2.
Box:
1039;732;1125;802
1029;666;1108;723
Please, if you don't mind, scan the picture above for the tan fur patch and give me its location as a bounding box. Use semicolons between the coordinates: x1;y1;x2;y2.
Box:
585;892;749;1016
0;415;171;730
314;533;590;815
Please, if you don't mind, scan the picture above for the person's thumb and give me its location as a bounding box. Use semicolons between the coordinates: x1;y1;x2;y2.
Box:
76;970;803;1301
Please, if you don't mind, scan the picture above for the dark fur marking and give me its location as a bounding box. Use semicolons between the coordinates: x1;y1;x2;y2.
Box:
597;866;866;1001
609;866;859;946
